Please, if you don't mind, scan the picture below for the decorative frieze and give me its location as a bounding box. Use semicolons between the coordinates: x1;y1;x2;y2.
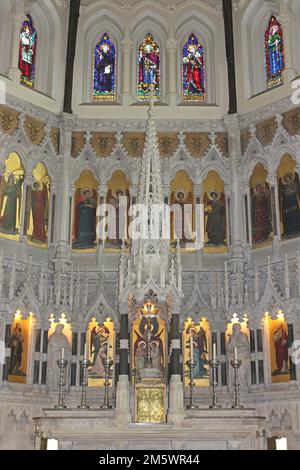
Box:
184;132;210;159
0;105;19;135
24;115;45;145
256;117;278;146
91;132;117;158
71;132;86;159
122;132;145;158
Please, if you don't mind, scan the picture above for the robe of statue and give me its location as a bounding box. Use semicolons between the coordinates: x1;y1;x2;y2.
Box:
31;184;48;243
251;186;272;244
46;324;71;391
227;324;251;393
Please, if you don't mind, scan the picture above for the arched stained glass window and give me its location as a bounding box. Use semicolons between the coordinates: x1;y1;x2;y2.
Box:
182;34;205;101
137;33;160;101
19;15;37;88
93;33;116;102
265;16;285;89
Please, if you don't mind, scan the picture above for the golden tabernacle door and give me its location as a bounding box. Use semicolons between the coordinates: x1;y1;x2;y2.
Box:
135;383;166;423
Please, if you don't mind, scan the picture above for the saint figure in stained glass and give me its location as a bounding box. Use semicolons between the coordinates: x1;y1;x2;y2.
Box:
265;16;285;88
19;15;37;88
93;33;116;101
182;34;205;101
138;33;160;101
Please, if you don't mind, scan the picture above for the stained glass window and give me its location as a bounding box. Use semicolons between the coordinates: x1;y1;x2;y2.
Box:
19;15;37;88
93;33;116;102
182;34;205;101
265;16;285;89
137;33;160;101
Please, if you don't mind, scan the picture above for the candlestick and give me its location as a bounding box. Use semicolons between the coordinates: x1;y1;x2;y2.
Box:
78;359;90;410
213;343;217;362
231;358;243;409
186;359;198;409
54;358;68;410
209;355;221;409
234;347;238;362
100;358;114;410
190;335;194;360
106;337;110;362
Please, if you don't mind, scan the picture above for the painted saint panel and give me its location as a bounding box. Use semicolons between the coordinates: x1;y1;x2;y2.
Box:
183;318;210;387
72;170;98;251
0;152;24;241
19;15;37;88
182;34;205;101
8;314;33;384
170;170;194;248
202;171;227;251
266;314;289;384
137;33;160;101
250;164;273;247
26;162;50;247
277;154;300;239
93;33;116;102
105;170;130;249
87;317;114;387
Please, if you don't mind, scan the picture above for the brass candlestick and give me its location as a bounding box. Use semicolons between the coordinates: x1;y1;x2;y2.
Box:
100;359;113;410
78;359;90;410
186;359;199;409
231;359;244;409
209;358;221;409
55;359;68;410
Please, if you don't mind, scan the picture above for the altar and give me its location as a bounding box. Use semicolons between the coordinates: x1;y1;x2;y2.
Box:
33;408;266;450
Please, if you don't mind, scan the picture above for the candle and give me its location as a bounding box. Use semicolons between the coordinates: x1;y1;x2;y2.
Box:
190;335;194;360
61;347;65;361
213;343;216;361
234;347;238;362
84;342;88;360
106;337;110;362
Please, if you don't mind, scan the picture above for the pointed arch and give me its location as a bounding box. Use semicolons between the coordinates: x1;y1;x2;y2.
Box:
137;33;160;101
93;33;117;102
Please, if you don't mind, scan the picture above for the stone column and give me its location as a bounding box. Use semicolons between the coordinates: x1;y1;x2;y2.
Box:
166;33;178;106
267;174;281;243
55;121;72;260
225;115;245;257
115;302;131;424
168;305;184;425
244;183;252;246
279;0;296;82
120;29;133;106
7;1;24;82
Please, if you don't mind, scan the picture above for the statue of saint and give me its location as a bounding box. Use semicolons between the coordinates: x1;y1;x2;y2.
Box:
46;324;71;391
227;324;251;393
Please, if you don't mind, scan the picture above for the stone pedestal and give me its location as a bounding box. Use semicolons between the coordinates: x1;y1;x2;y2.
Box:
33;407;266;450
